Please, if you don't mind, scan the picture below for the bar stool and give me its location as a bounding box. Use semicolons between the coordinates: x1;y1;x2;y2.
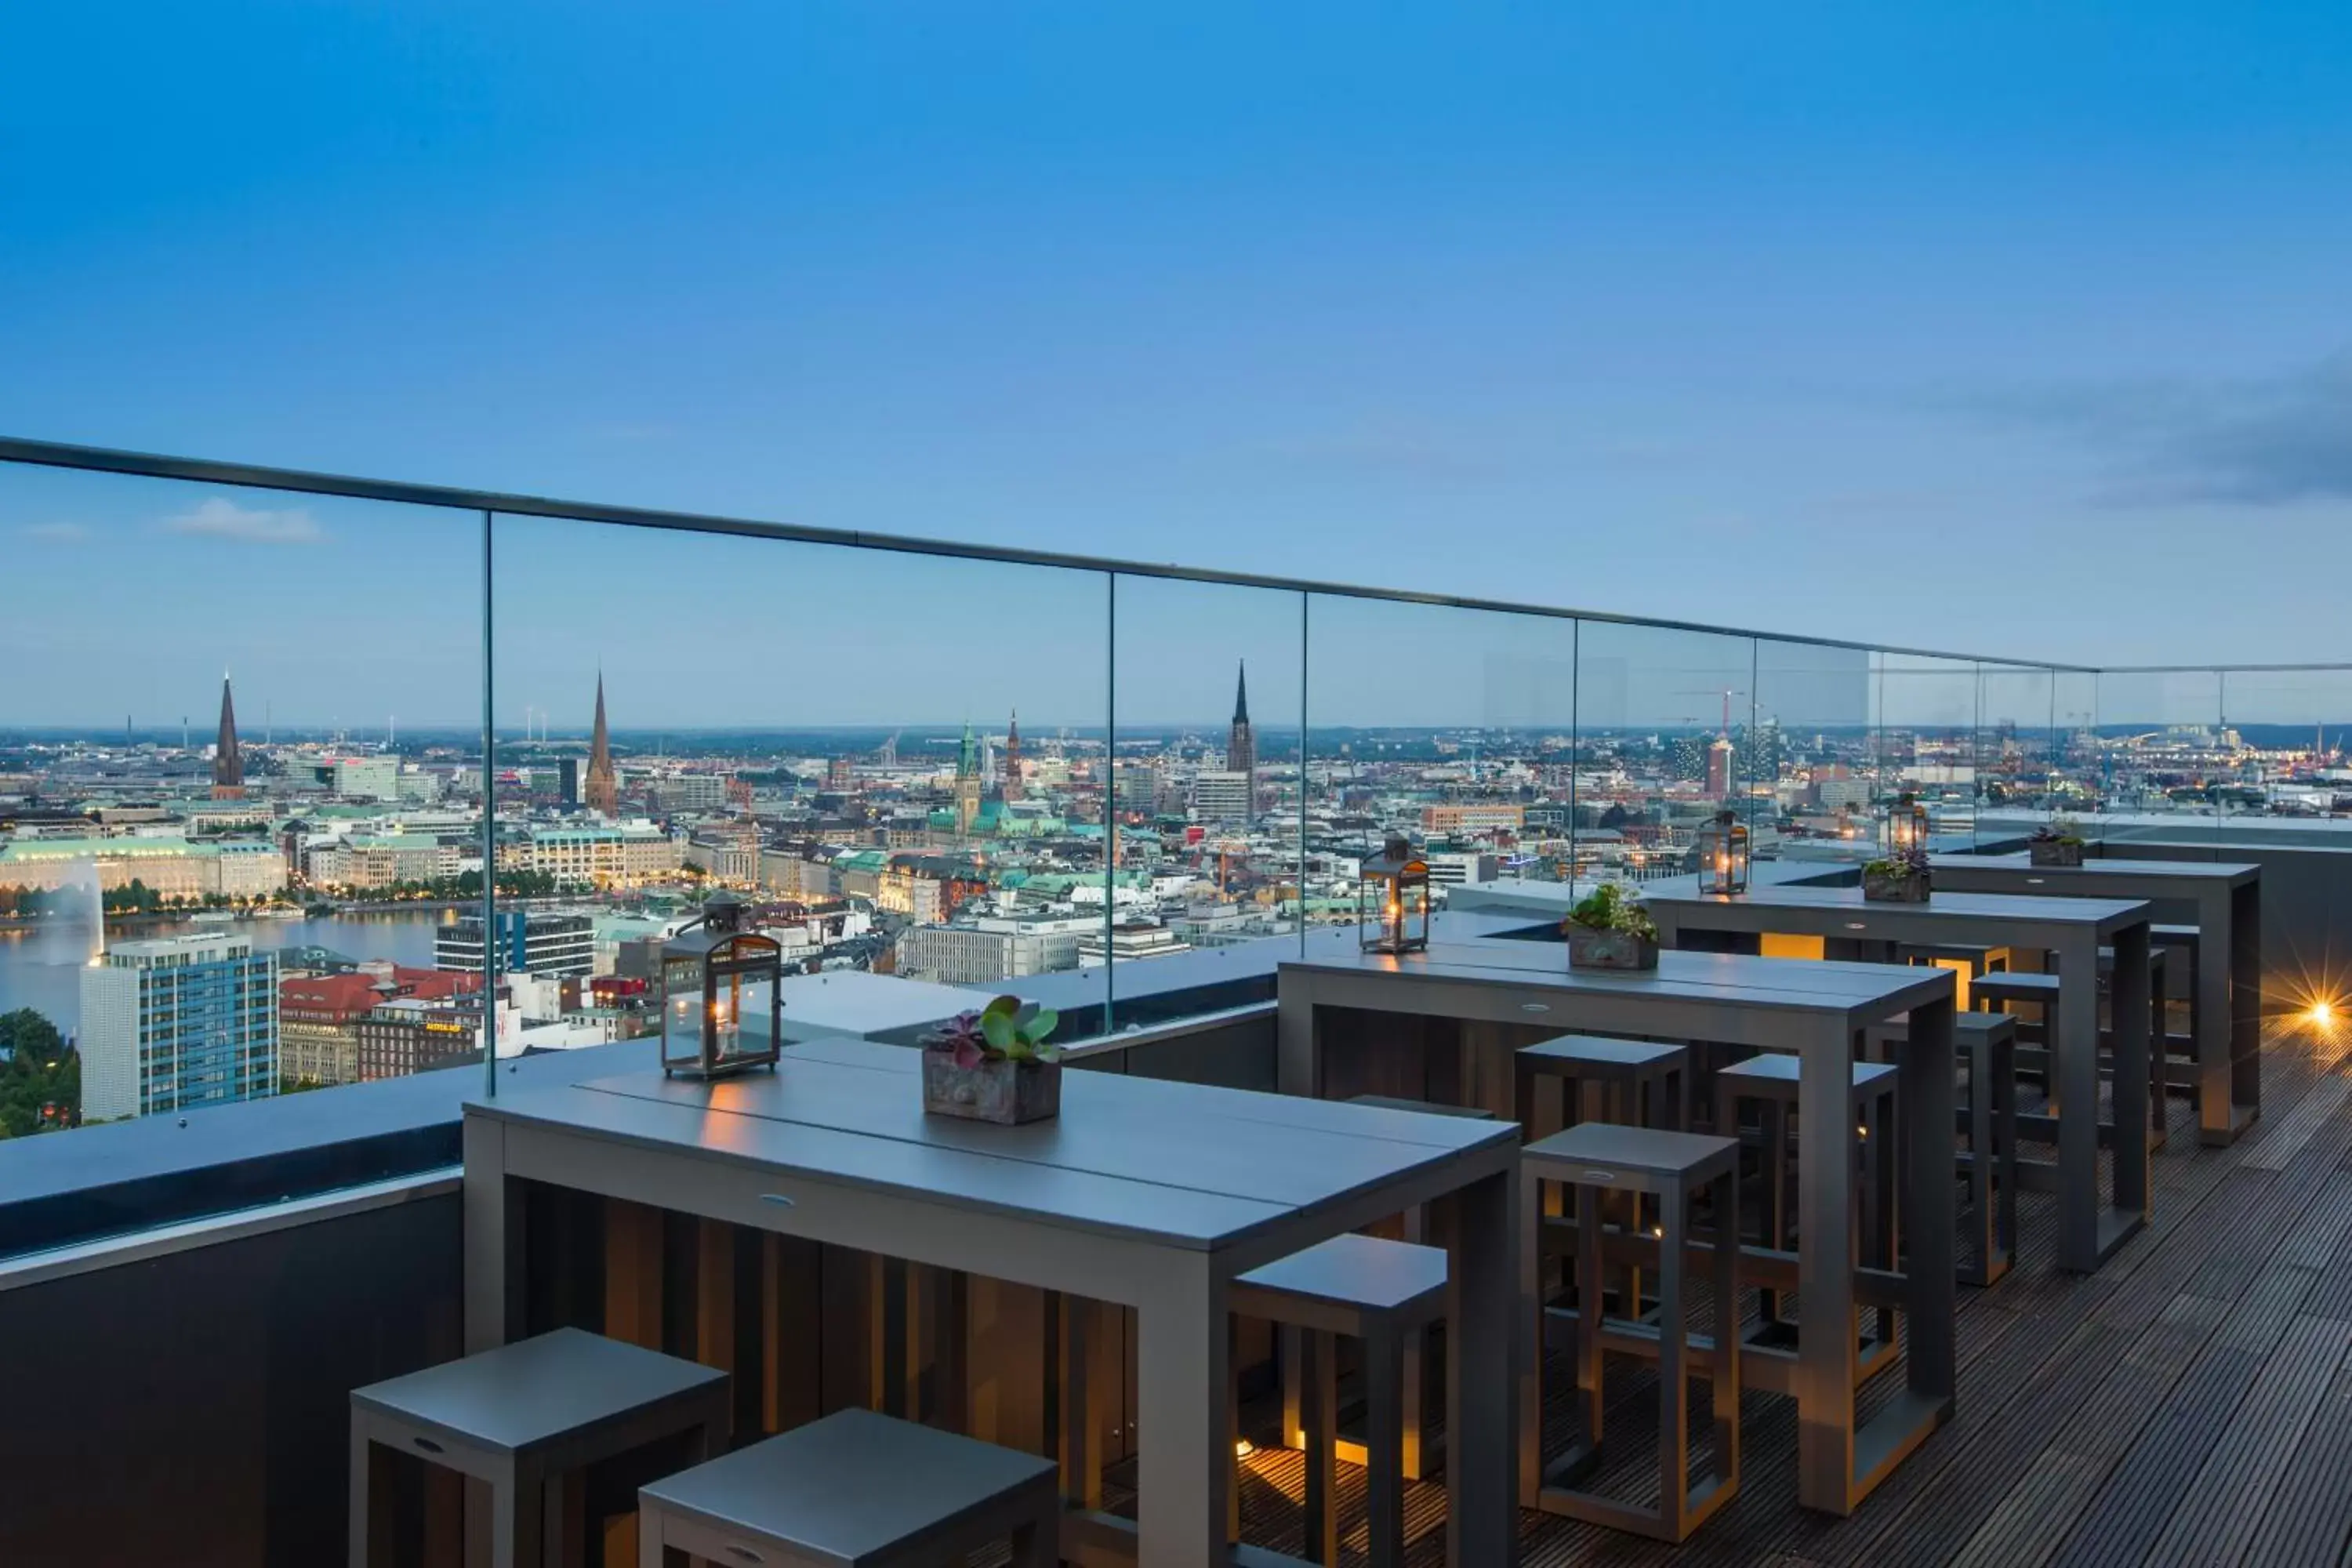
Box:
1514;1033;1691;1140
348;1328;730;1568
1713;1053;1900;1370
1230;1233;1447;1568
1521;1121;1740;1543
1516;1036;1692;1321
1328;1094;1493;1479
1973;969;2062;1097
2097;944;2172;1142
1868;1011;2019;1286
637;1407;1059;1567
1898;941;2008;1009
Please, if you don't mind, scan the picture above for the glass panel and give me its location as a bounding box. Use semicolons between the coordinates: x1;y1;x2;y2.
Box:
1105;575;1303;1029
490;513;1110;1044
1573;620;1755;884
1305;596;1577;922
1873;653;1980;846
2053;670;2103;813
2092;670;2226;815
1753;639;1875;864
1976;664;2059;844
0;466;480;1146
2216;668;2352;819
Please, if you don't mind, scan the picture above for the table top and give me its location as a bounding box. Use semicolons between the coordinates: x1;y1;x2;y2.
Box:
350;1327;726;1454
1642;883;2153;941
1929;853;2259;887
1283;937;1955;1021
466;1039;1514;1253
641;1407;1057;1560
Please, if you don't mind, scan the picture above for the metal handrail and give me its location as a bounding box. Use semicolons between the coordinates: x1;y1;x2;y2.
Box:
0;432;2100;671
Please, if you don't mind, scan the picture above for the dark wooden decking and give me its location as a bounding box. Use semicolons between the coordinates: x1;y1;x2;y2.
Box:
1213;1018;2352;1567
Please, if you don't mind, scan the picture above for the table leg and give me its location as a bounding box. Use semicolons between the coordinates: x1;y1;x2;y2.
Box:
2056;934;2105;1273
1447;1163;1520;1564
1278;979;1318;1099
1134;1254;1228;1568
1899;1000;1958;1413
1794;1021;1858;1513
634;1497;666;1568
2225;881;2263;1141
463;1116;522;1353
347;1426;375;1568
2111;923;2154;1227
491;1457;544;1568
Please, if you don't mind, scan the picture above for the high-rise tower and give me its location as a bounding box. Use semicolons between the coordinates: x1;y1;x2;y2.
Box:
1227;661;1256;780
584;673;619;818
1002;710;1024;803
211;672;245;800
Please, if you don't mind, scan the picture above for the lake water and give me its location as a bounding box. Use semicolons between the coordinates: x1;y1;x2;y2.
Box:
0;910;454;1042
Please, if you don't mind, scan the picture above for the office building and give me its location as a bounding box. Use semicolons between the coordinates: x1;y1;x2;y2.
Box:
80;933;278;1120
1191;771;1253;825
1421;803;1524;833
435;910;597;979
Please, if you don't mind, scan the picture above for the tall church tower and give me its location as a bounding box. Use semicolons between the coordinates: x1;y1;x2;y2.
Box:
1227;661;1256;779
211;673;245;800
953;721;983;837
584;673;619;818
1001;710;1024;803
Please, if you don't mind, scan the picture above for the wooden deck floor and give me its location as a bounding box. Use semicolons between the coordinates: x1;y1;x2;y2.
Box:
1218;1018;2352;1567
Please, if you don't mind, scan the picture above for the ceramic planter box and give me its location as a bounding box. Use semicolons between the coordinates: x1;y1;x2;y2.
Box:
2028;840;2085;868
1864;869;1933;903
921;1054;1062;1125
1566;926;1660;971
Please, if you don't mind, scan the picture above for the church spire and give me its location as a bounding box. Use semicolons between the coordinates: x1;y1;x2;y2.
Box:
211;671;245;799
584;671;619;817
1226;659;1257;791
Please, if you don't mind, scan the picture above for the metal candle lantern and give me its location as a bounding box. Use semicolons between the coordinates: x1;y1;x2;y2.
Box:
1696;809;1751;896
659;891;782;1079
1885;792;1929;858
1357;833;1432;955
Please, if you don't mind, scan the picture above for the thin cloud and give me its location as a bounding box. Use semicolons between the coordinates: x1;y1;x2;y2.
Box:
21;521;88;542
1941;350;2352;507
162;496;325;544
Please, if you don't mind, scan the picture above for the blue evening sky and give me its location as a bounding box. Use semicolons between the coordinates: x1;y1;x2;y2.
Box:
4;2;2349;730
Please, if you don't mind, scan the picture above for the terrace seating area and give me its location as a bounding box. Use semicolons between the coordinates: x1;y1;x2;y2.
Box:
5;439;2352;1568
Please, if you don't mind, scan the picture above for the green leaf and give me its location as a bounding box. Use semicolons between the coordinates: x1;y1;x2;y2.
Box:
1026;1008;1058;1044
980;1009;1018;1053
982;994;1020;1020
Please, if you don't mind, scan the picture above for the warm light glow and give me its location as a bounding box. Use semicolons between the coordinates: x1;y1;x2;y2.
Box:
2314;1001;2338;1026
1234;1439;1255;1458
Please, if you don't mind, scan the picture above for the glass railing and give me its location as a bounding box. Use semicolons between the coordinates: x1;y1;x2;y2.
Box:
4;434;2347;1192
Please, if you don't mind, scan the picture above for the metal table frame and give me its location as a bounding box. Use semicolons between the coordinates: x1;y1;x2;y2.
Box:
1643;885;2154;1273
462;1037;1519;1568
1929;854;2262;1145
1277;942;1958;1518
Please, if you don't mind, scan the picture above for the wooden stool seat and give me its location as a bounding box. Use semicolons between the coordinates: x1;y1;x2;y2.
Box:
1233;1234;1448;1567
637;1407;1058;1568
349;1328;730;1568
1521;1122;1740;1543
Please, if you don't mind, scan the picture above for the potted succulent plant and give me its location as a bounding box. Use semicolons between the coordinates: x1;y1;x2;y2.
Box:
1563;881;1661;971
2028;815;2087;868
920;995;1063;1125
1862;844;1932;902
